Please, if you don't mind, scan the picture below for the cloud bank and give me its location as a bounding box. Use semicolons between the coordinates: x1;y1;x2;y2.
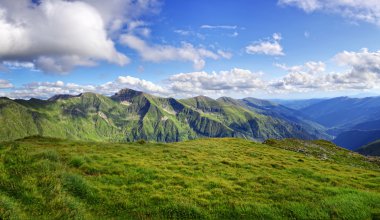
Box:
3;48;380;99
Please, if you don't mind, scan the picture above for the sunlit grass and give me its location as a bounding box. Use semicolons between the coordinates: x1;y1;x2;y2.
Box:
0;136;379;219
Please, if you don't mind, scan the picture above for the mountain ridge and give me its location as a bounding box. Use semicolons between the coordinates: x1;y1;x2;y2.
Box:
0;88;330;142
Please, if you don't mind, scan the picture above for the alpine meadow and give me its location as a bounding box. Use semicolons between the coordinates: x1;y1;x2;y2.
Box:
1;0;380;219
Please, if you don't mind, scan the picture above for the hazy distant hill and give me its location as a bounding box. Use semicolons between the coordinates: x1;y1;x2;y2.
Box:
333;130;380;150
352;119;380;131
0;88;329;142
272;96;380;151
270;98;326;110
357;139;380;156
299;96;380;128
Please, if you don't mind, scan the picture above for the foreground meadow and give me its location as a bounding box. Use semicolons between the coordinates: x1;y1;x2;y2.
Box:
0;136;379;219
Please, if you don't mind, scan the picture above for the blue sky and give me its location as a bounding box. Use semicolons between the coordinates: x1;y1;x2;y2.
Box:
1;0;380;99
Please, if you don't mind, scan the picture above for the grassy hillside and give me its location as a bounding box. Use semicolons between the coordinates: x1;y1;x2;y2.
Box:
0;136;379;219
180;96;328;141
217;97;330;140
0;89;329;142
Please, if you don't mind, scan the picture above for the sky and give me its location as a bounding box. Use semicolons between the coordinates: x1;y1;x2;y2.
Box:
1;0;380;99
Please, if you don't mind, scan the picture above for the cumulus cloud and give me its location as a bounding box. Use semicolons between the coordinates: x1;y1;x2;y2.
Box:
246;33;285;56
168;68;265;96
278;0;380;25
0;0;133;74
4;48;380;98
271;50;380;92
0;79;13;89
111;76;168;95
81;0;160;33
334;48;380;74
0;0;161;74
275;61;325;74
6;75;168;99
3;68;266;99
120;34;229;70
0;0;230;73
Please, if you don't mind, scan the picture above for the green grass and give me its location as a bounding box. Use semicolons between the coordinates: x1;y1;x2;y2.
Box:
0;136;379;219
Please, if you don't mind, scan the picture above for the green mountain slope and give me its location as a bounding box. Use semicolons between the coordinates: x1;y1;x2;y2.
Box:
0;88;329;142
0;136;378;219
334;130;380;151
216;96;330;140
357;139;380;156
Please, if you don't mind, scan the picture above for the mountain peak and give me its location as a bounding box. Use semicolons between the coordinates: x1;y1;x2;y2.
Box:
193;95;214;100
48;94;80;101
111;88;144;101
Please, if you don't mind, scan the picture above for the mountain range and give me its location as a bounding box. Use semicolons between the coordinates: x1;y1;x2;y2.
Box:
2;89;380;155
271;96;380;153
0;88;330;143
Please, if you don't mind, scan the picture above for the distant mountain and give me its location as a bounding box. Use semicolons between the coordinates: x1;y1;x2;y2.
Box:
270;96;380;151
352;119;380;131
0;88;330;142
333;130;380;150
270;98;326;110
217;97;329;140
299;96;380;129
357;139;380;156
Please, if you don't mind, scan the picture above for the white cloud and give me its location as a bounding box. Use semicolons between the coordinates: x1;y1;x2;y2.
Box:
0;79;13;89
246;33;285;56
279;0;320;12
334;48;380;74
3;61;36;70
6;75;168;99
168;68;265;96
230;31;239;37
272;50;380;92
4;48;380;98
120;34;229;70
217;50;233;59
200;25;238;30
174;29;191;36
275;61;326;74
81;0;160;33
0;0;160;74
201;25;241;38
272;33;282;41
173;29;205;40
278;0;380;25
113;76;168;95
